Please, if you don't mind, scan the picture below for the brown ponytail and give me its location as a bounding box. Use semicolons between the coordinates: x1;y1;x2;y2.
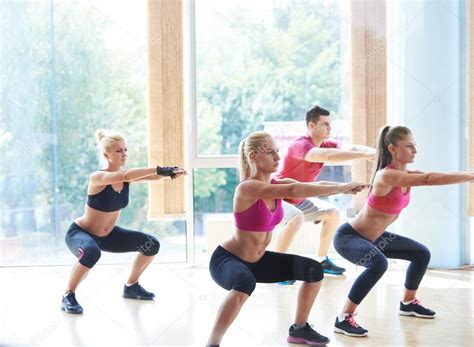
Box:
371;125;412;183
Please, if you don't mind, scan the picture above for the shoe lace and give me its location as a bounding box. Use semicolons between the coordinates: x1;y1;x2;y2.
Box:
305;324;324;339
136;283;151;294
412;298;425;308
346;314;361;328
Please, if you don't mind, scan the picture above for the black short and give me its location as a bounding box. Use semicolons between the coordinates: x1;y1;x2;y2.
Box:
209;246;323;296
65;222;160;268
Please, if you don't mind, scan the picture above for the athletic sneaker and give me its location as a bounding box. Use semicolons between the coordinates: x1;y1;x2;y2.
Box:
334;314;368;337
287;323;330;345
399;298;436;318
61;292;83;314
320;256;346;275
123;282;155;300
277;280;296;285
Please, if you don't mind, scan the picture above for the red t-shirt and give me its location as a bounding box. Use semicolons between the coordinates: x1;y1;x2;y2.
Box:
274;135;341;204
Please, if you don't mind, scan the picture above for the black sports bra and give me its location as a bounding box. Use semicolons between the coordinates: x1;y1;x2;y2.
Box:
86;182;129;212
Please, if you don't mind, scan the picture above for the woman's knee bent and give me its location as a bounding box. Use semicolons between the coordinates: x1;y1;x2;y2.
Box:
79;246;101;268
303;258;324;283
138;234;160;256
232;271;257;296
363;254;389;279
417;245;431;267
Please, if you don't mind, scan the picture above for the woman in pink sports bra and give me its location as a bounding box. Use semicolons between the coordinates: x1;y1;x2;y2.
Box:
206;131;368;346
332;126;474;337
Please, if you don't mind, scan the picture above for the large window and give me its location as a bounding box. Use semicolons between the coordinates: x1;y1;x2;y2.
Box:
192;0;352;261
0;1;185;266
193;168;237;262
195;0;351;156
2;0;352;266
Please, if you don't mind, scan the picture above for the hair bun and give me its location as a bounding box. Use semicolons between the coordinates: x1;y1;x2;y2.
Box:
95;129;107;143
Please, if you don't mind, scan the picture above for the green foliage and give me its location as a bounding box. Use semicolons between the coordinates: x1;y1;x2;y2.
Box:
194;169;226;199
1;2;152;237
1;0;346;242
194;0;345;212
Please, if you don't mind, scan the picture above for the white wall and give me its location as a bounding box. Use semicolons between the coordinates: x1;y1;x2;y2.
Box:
387;0;469;267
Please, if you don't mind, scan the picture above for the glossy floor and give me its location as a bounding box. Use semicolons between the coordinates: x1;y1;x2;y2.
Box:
1;261;473;346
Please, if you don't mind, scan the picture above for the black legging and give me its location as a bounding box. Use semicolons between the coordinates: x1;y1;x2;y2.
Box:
65;222;160;268
209;246;324;296
333;223;431;305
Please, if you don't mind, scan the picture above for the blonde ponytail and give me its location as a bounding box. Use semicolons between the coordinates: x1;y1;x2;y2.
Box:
238;131;272;181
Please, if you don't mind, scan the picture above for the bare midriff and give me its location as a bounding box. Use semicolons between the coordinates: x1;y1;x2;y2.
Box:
221;230;273;263
349;204;400;241
74;205;121;237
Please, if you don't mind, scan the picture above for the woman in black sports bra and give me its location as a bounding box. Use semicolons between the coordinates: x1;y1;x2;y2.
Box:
61;129;185;314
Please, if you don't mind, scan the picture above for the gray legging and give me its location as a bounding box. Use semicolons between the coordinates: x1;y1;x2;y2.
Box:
333;223;431;305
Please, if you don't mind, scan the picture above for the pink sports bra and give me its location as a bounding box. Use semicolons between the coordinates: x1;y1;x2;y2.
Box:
234;179;284;232
367;166;411;215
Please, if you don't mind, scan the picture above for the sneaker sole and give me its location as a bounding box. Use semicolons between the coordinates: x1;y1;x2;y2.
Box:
123;294;155;301
323;269;345;275
398;310;435;319
334;327;368;337
287;336;329;345
60;306;83;314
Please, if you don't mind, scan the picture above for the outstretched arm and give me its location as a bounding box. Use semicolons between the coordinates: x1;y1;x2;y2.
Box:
237;180;369;201
341;143;376;154
132;167;186;182
407;169;425;174
90;166;186;186
381;169;474;187
316;180;345;186
304;147;375;163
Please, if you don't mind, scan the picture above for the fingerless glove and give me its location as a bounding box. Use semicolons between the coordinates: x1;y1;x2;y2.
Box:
156;165;179;179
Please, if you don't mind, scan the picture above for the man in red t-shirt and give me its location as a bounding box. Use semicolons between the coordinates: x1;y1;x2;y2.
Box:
274;105;375;277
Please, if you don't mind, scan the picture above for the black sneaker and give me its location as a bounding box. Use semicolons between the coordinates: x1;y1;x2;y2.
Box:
334;314;368;337
61;292;83;314
399;299;435;318
287;323;330;345
123;282;155;300
321;257;346;275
